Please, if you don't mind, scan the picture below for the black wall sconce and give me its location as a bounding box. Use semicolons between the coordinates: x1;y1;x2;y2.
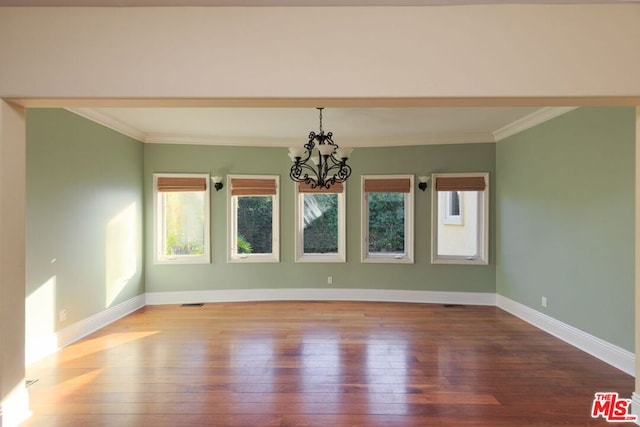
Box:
211;176;224;192
418;176;430;191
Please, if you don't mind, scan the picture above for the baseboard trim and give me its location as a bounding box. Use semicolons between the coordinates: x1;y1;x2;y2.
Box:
496;295;635;376
145;288;497;306
25;294;146;366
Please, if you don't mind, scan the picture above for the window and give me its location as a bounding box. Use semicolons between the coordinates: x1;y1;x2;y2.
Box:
432;173;489;265
443;191;463;225
361;175;414;263
228;175;279;263
295;182;346;263
153;173;210;264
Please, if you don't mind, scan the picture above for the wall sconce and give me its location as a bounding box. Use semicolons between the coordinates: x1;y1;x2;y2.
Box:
211;176;224;192
418;176;430;191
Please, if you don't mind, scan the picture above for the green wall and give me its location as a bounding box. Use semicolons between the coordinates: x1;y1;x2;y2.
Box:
496;107;635;351
26;109;144;339
144;143;496;293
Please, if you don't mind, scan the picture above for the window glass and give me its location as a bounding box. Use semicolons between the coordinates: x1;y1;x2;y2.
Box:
367;192;406;254
432;173;488;265
361;175;414;264
295;185;346;262
154;173;210;264
303;193;338;254
228;175;279;263
236;196;273;254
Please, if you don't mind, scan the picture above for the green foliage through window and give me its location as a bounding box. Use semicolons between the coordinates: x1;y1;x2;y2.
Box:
236;196;273;254
303;193;338;254
368;192;405;254
237;234;253;254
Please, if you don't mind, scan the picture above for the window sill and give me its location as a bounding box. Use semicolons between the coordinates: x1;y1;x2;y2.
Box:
362;254;414;264
228;254;280;263
296;254;346;263
431;256;488;266
155;256;210;265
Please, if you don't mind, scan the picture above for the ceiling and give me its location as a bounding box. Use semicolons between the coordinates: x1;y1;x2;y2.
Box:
70;106;577;147
13;0;605;145
0;0;636;5
0;0;640;7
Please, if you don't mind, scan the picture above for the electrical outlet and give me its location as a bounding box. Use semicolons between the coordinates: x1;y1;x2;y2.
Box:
327;276;333;285
541;297;547;308
59;309;67;322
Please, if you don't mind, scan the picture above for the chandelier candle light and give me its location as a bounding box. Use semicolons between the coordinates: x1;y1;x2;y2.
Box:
288;108;353;190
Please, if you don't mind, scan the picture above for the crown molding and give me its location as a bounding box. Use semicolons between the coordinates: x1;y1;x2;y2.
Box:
67;108;146;142
492;106;578;141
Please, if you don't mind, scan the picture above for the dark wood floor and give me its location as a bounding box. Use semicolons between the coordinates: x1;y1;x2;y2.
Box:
22;301;634;426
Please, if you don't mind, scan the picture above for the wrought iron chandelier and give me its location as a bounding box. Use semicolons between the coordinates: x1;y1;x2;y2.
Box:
288;108;353;190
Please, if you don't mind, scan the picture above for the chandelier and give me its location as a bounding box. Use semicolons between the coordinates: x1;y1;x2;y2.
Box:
288;108;353;190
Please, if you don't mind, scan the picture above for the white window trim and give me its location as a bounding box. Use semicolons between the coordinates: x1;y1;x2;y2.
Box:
361;174;414;264
431;172;489;266
227;174;280;263
153;172;210;265
294;184;346;263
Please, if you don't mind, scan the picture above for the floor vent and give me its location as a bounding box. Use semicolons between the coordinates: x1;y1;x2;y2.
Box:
181;303;204;307
443;304;464;308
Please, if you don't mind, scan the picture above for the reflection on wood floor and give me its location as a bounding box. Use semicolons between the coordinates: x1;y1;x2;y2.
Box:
23;301;634;426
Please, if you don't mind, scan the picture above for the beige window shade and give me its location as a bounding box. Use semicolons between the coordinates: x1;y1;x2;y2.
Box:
157;177;207;192
231;178;277;196
364;178;411;193
298;182;344;194
435;176;486;192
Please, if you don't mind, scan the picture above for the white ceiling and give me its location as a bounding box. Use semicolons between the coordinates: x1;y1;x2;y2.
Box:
70;106;577;147
0;0;635;5
18;0;599;145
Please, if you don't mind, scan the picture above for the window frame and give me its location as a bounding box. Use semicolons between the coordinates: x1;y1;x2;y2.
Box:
361;174;414;264
227;174;280;263
294;182;346;263
431;172;489;265
153;172;210;265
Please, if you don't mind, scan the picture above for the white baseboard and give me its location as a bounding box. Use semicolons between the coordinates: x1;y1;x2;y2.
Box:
145;288;497;306
25;294;146;366
0;382;30;427
496;295;635;376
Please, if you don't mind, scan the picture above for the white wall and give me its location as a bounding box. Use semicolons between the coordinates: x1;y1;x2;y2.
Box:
0;101;28;427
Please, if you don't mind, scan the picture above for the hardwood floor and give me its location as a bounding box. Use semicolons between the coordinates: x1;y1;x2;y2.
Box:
22;301;634;426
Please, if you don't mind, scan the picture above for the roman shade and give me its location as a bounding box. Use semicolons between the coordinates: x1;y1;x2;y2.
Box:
231;178;278;196
435;176;486;192
156;177;207;192
363;178;411;193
